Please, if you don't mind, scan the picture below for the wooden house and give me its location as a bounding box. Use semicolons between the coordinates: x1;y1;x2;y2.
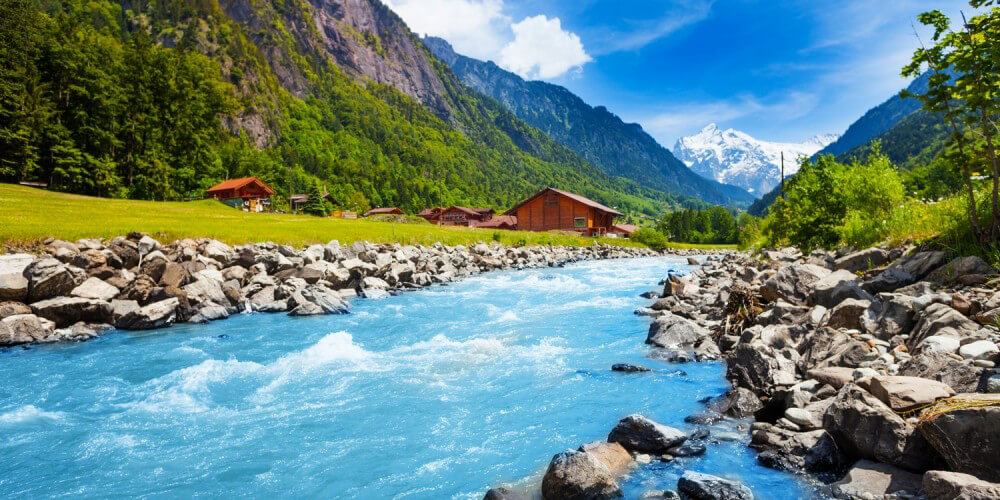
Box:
289;190;335;212
206;177;274;212
473;215;517;230
418;207;443;223
504;188;622;236
609;224;639;237
437;206;494;226
366;207;405;216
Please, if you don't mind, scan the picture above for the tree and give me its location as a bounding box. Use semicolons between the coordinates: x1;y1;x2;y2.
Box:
904;1;1000;242
302;182;328;216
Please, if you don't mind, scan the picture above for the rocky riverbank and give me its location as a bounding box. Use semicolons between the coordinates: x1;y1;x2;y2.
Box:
491;246;1000;500
0;234;679;347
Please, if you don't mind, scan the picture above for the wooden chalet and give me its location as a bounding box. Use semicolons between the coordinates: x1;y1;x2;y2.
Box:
206;177;274;212
366;207;405;216
473;215;517;230
418;207;443;223
609;224;639;237
504;188;622;236
437;206;494;226
289;190;335;212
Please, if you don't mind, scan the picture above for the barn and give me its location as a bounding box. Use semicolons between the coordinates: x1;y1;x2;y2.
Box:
504;188;622;236
432;206;495;226
205;177;274;212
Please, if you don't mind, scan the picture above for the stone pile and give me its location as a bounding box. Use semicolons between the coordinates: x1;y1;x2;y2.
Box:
0;234;665;347
639;246;1000;499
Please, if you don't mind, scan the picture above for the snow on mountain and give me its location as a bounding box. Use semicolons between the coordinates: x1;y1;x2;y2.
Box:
672;124;839;195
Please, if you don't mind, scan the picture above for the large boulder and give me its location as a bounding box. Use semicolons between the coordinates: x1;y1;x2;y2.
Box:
183;277;228;307
711;387;763;418
116;298;179;330
822;298;871;330
607;414;687;453
726;342;796;396
823;384;942;471
865;251;947;293
646;313;710;348
30;297;113;328
867;376;955;412
0;314;56;345
909;303;980;350
0;301;32;319
541;449;622;500
578;441;634;477
0;272;28;302
676;472;752;500
958;340;999;361
898;352;984;393
834;247;891;273
809;270;874;309
923;470;1000;500
750;425;843;474
918;394;1000;482
926;256;995;285
0;253;34;276
288;285;350;316
23;258;83;302
202;240;235;266
760;264;831;304
862;293;919;340
825;460;923;499
70;277;119;301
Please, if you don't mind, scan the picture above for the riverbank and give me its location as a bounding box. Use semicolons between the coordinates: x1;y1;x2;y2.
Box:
638;247;1000;498
0;233;719;347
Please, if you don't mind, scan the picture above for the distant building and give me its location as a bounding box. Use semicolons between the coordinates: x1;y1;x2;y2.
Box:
473;215;517;230
289;191;334;212
504;187;622;237
418;207;443;223
365;207;405;216
206;177;274;212
430;206;495;226
609;224;639;237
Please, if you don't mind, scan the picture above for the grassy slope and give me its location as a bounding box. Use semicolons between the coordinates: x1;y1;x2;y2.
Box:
0;184;660;249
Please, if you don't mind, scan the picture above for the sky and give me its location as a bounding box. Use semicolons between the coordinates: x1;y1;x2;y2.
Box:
383;0;976;147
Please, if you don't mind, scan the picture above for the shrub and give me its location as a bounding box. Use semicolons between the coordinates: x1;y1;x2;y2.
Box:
630;228;668;251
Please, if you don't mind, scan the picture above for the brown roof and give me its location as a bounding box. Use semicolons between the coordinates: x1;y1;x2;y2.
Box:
474;215;517;228
611;224;639;234
206;176;275;195
366;207;404;215
443;206;488;216
418;207;443;217
504;188;622;216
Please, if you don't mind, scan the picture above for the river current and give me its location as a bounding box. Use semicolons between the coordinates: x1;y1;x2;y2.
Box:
0;256;812;498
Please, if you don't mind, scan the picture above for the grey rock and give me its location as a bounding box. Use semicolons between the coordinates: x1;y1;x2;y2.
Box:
927;256;995;285
751;425;843;474
116;298;179;330
646;312;710;348
835;247;891;273
923;470;1000;500
483;487;525;500
761;263;831;304
898;351;983;393
0;314;56;345
0;301;32;318
0;272;28;301
867;375;955;412
726;342;796;396
866;251;948;293
918;394;1000;482
0;253;34;276
676;471;752;500
541;449;622;500
70;277;119;301
24;258;83;302
810;270;874;309
30;296;113;328
826;459;923;499
823;298;871;330
910;303;980;350
607;414;687;453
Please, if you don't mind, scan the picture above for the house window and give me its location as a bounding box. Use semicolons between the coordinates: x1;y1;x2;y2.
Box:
574;217;586;228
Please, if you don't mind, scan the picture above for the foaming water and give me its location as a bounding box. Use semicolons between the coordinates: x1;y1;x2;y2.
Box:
0;257;813;498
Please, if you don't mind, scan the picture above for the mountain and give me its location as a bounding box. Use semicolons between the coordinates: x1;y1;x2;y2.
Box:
672;124;838;195
422;36;755;207
0;0;686;215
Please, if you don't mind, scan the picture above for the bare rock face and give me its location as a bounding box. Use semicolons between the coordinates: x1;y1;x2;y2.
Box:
24;258;84;302
918;395;1000;482
923;470;1000;500
541;449;623;500
823;384;943;472
607;414;687;453
676;471;752;500
825;460;924;499
30;297;113;328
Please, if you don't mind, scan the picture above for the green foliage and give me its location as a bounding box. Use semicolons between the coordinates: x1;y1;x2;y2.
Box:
629;228;668;251
658;206;740;244
736;213;762;250
302;181;327;216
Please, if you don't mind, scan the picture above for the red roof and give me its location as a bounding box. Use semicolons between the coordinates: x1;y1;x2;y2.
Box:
206;177;275;195
504;188;623;216
418;207;443;217
474;215;517;228
611;224;639;234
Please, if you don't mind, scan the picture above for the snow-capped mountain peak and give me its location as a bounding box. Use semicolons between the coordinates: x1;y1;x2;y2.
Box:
672;124;839;195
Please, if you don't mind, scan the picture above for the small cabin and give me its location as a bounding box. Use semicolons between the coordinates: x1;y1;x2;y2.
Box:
474;215;517;230
609;224;639;237
418;207;443;223
505;188;622;236
437;206;494;226
206;177;274;212
290;191;335;212
366;207;405;217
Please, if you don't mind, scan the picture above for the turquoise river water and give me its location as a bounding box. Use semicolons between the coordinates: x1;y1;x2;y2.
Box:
0;256;815;498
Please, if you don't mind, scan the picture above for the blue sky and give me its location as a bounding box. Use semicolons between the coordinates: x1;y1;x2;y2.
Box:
385;0;975;146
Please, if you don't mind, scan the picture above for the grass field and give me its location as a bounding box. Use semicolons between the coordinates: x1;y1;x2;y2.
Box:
0;184;735;251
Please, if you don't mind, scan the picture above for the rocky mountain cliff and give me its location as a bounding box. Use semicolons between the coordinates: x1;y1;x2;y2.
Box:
422;36;755;207
673;124;838;195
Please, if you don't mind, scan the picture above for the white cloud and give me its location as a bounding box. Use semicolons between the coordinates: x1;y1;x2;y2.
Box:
383;0;509;60
498;15;593;79
588;0;714;55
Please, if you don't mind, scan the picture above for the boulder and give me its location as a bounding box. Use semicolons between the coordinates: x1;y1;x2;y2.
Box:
70;277;119;301
751;425;843;473
809;270;874;309
927;256;995;285
578;441;634;477
898;352;983;393
30;297;113;328
666;442;706;457
0;253;34;276
676;471;752;500
761;264;831;304
110;299;140;322
24;258;83;302
0;272;28;301
822;298;871;330
611;363;651;373
806;367;856;390
834;247;891;273
187;305;230;323
483;487;525;500
958;340;999;361
712;387;763;418
920;335;961;354
646;313;710;348
866;251;948;293
0;301;32;319
0;314;56;345
823;384;942;471
607;414;687;453
726;342;796;396
918;395;1000;482
202;240;235;266
867;376;955;412
825;460;923;499
541;449;622;500
910;303;980;350
923;470;1000;500
862;293;919;339
116;298;179;330
183;278;228;307
159;262;191;288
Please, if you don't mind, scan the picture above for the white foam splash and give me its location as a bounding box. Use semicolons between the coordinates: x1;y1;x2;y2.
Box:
0;405;67;424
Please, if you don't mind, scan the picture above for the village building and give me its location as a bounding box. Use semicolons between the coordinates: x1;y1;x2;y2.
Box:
418;207;443;223
504;187;622;237
289;190;335;212
205;177;274;212
473;215;517;230
436;206;495;226
609;223;639;238
365;207;405;216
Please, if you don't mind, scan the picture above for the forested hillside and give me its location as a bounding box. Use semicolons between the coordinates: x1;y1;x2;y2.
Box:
0;0;687;215
423;37;754;207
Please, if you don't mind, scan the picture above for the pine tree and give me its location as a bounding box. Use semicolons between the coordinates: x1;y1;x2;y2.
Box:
302;182;327;217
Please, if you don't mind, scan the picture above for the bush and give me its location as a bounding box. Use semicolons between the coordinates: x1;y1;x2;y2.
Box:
630;228;668;251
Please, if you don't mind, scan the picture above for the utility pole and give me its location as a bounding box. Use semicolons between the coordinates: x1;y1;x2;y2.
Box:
780;151;785;199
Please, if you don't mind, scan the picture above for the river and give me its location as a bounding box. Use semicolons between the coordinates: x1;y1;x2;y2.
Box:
0;256;813;498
